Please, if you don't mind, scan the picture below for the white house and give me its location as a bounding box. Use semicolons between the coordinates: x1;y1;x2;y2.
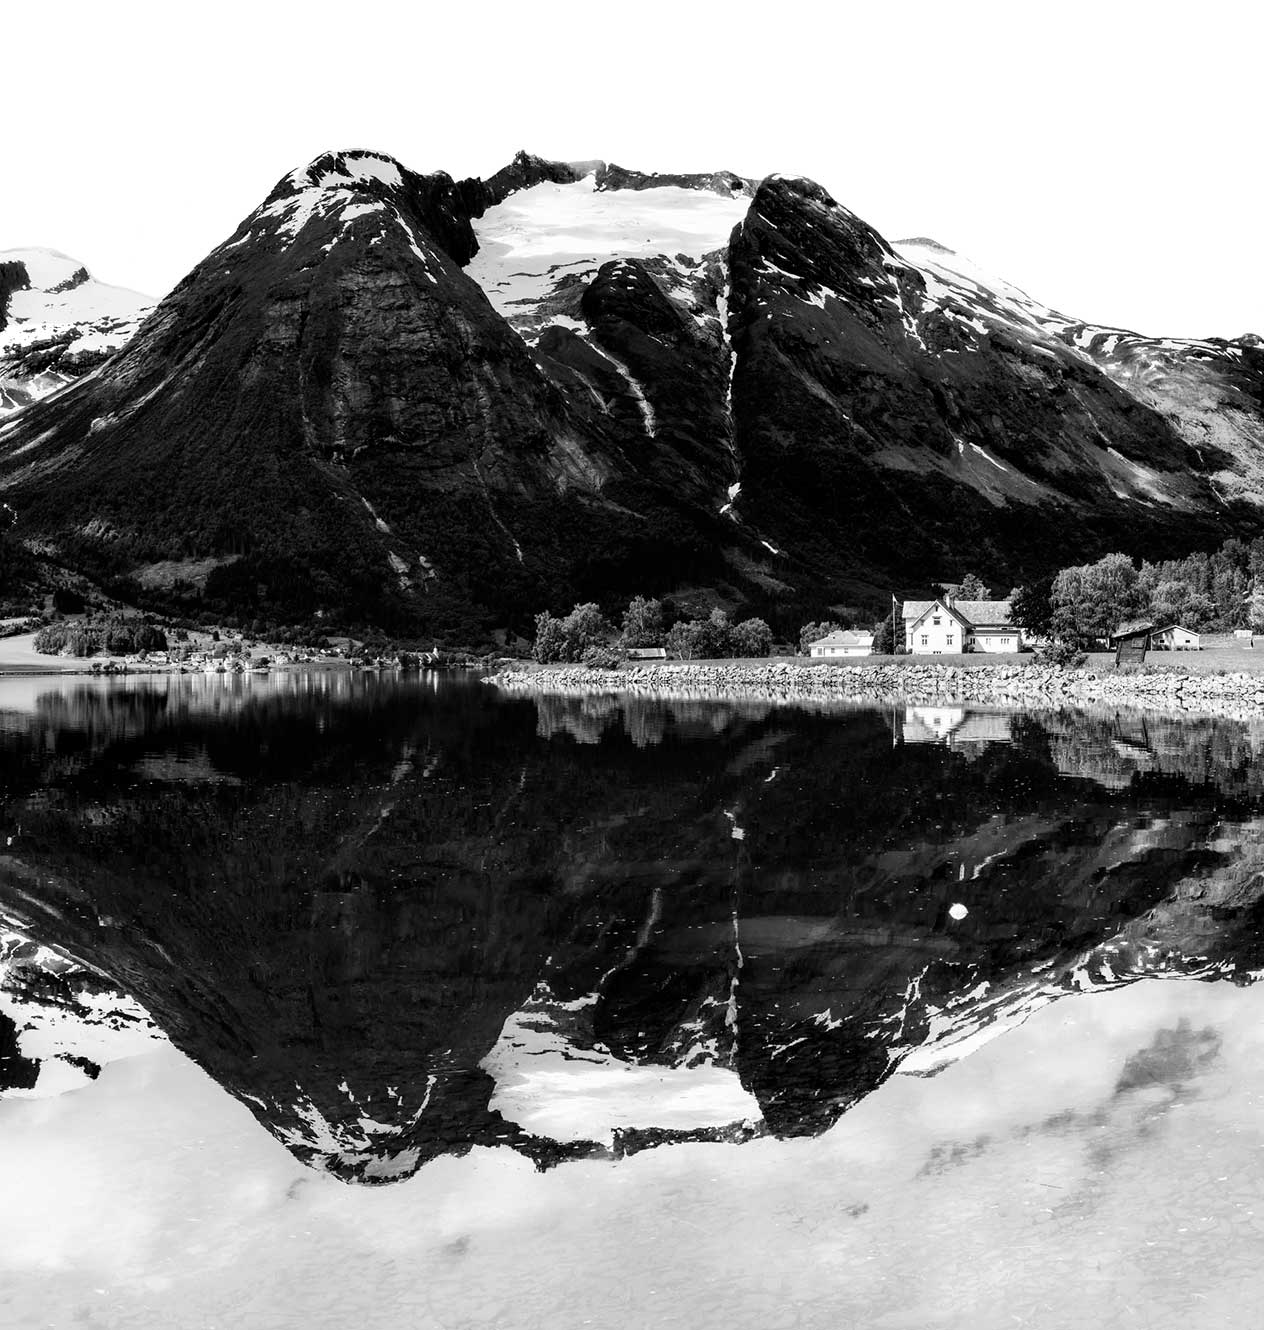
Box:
809;629;874;658
1151;624;1200;651
902;597;1022;654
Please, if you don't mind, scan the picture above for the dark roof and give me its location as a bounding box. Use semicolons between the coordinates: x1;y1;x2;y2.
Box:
1110;619;1154;640
902;599;1012;629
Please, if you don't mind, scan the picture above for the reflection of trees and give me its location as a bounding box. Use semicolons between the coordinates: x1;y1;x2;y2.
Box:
4;683;1264;1177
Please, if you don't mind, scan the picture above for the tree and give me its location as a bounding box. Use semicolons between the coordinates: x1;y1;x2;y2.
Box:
957;572;991;600
798;621;842;655
1149;579;1215;630
620;596;665;648
871;616;895;655
532;603;612;663
1050;554;1147;646
731;617;773;657
1249;582;1264;633
665;620;702;660
532;611;568;663
1010;576;1056;640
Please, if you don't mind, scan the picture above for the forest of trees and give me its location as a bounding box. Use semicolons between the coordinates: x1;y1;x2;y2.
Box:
1010;536;1264;646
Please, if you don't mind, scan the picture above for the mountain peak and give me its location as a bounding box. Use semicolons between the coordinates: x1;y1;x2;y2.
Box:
282;149;407;198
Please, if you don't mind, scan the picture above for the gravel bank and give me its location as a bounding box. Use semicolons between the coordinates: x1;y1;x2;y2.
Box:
488;661;1264;719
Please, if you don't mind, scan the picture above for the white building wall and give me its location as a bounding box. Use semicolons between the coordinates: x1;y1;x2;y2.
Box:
907;606;968;654
969;632;1022;654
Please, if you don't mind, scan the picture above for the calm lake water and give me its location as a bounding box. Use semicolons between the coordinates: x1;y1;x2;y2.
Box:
4;671;1264;1327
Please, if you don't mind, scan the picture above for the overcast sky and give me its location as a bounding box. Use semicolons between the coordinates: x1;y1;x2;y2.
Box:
5;0;1259;337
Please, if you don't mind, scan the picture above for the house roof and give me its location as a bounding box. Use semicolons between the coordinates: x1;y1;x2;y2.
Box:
1111;619;1155;640
1153;623;1199;635
951;600;1013;627
813;630;873;647
903;599;1013;630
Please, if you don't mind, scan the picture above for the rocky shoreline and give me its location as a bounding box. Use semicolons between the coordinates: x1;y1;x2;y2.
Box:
488;660;1264;720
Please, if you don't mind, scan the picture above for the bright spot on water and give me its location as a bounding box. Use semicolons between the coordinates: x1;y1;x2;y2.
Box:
948;903;969;921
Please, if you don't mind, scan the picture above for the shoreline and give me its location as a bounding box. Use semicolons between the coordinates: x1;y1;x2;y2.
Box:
487;660;1264;719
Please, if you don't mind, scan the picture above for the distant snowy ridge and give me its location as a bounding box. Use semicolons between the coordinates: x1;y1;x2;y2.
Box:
0;246;151;416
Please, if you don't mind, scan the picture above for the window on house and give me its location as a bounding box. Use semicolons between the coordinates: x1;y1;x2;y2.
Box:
932;616;941;625
921;635;928;646
947;635;954;645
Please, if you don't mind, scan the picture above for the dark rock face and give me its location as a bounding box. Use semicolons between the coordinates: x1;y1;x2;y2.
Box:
0;151;753;631
595;162;756;197
725;176;1256;596
0;260;28;333
1;152;1262;633
459;149;583;215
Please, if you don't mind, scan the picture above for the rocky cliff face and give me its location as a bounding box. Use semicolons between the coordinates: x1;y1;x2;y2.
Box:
0;151;1261;634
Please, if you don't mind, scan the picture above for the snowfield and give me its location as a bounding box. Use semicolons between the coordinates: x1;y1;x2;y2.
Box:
466;174;748;334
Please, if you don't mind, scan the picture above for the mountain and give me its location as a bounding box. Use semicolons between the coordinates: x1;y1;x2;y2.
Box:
0;248;151;415
0;151;1261;635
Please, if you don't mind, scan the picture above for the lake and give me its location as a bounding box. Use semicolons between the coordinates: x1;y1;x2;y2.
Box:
3;671;1264;1327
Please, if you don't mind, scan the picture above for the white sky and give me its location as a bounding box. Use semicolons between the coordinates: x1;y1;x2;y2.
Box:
4;0;1260;338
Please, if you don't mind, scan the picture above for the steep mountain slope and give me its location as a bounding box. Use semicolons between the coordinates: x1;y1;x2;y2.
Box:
0;248;151;415
0;150;1261;633
0;151;761;630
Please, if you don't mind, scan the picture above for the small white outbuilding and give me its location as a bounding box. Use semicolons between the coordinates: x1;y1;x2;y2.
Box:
1151;624;1200;651
809;630;874;658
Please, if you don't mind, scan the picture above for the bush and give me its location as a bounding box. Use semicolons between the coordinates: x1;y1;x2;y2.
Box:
582;644;623;670
731;617;773;658
1034;640;1087;668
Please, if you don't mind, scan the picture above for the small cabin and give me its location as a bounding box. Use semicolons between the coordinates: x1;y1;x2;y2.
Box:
1109;620;1154;665
1151;624;1200;651
626;646;667;660
809;630;874;658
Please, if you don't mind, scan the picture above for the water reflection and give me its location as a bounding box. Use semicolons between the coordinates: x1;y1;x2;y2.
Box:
3;673;1264;1181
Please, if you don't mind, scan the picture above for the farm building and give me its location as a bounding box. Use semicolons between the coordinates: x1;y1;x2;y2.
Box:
809;630;874;658
901;598;1022;654
1151;624;1200;650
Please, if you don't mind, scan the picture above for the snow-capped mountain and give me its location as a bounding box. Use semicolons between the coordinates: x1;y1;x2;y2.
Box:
0;149;1260;632
0;247;151;415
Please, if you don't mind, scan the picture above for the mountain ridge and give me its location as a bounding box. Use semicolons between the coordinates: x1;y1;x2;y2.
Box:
0;147;1261;637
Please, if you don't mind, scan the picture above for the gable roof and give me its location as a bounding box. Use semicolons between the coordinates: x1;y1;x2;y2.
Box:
950;599;1012;628
1111;619;1154;640
1153;623;1199;635
813;630;873;647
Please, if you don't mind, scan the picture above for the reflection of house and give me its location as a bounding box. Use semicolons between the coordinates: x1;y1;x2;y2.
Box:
809;630;873;658
902;597;1021;654
901;706;1013;750
1151;624;1200;651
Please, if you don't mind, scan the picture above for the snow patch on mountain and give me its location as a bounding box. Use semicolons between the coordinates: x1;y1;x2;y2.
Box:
466;178;748;337
0;248;152;416
482;981;760;1145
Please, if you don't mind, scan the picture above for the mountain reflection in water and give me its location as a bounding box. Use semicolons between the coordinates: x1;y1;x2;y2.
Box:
3;671;1264;1181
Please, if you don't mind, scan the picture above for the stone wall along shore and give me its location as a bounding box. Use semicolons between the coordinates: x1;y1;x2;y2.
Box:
488;661;1264;720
